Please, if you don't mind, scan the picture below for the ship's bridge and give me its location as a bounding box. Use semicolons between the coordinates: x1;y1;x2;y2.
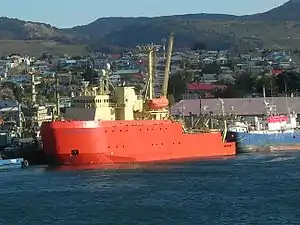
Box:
66;94;116;121
64;86;144;121
71;95;113;109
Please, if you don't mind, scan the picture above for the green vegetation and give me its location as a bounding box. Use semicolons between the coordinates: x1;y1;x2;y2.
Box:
216;71;300;98
168;62;300;100
0;40;88;56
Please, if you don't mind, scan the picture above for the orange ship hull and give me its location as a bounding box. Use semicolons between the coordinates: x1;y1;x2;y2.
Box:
40;120;236;165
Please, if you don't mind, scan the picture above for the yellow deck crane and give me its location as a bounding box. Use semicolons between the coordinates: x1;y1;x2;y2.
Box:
161;32;174;98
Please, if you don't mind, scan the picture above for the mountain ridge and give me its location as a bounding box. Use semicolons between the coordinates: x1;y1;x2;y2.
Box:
0;0;299;54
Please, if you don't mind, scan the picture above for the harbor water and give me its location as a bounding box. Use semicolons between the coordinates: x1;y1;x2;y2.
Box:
1;151;300;225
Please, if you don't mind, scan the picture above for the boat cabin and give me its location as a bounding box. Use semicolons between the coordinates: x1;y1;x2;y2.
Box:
266;115;297;131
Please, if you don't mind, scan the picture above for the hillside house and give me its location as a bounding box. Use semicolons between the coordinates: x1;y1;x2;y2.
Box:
115;69;144;83
9;74;31;83
216;56;228;65
0;100;18;109
202;58;215;64
202;74;218;83
60;59;79;68
185;82;228;98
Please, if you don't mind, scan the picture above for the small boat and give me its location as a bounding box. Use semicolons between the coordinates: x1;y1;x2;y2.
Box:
0;156;29;169
227;100;300;153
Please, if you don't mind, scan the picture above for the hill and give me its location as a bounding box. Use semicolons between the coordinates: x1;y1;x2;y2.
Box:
0;17;89;56
69;0;300;51
70;0;300;38
69;14;238;39
0;40;89;56
244;0;300;21
1;0;300;54
0;17;88;42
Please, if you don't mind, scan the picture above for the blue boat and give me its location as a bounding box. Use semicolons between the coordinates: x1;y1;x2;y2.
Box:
228;113;300;153
0;157;28;169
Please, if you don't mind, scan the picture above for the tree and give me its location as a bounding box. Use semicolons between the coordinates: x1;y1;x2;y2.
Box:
253;74;272;94
168;71;188;101
12;86;24;103
71;56;82;60
202;63;220;74
192;42;206;51
275;71;300;94
2;81;24;103
184;70;195;83
81;67;99;84
167;94;176;106
217;74;235;85
212;85;242;98
234;72;255;94
39;53;52;60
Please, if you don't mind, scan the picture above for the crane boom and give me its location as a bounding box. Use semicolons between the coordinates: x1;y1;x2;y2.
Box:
161;32;174;97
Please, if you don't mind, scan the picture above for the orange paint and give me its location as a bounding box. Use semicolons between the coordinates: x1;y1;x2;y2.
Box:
147;97;169;110
40;120;236;165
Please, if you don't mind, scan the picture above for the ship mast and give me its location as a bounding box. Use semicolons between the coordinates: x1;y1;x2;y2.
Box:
137;44;159;100
30;72;41;106
55;72;60;118
98;63;111;95
219;98;227;142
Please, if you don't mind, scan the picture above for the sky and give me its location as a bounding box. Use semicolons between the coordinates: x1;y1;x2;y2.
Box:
0;0;289;28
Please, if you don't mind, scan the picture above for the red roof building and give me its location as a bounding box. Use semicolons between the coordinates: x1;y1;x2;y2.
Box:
187;83;228;91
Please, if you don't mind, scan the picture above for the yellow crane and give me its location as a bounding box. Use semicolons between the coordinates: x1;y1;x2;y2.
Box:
161;32;174;97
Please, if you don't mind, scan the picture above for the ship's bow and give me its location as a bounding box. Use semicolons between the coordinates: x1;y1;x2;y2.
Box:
40;121;109;165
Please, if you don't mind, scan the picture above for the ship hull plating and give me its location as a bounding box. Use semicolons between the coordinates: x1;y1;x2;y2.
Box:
228;130;300;153
41;120;236;165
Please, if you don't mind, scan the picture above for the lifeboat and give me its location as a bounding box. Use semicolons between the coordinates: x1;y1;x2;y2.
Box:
147;96;169;110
